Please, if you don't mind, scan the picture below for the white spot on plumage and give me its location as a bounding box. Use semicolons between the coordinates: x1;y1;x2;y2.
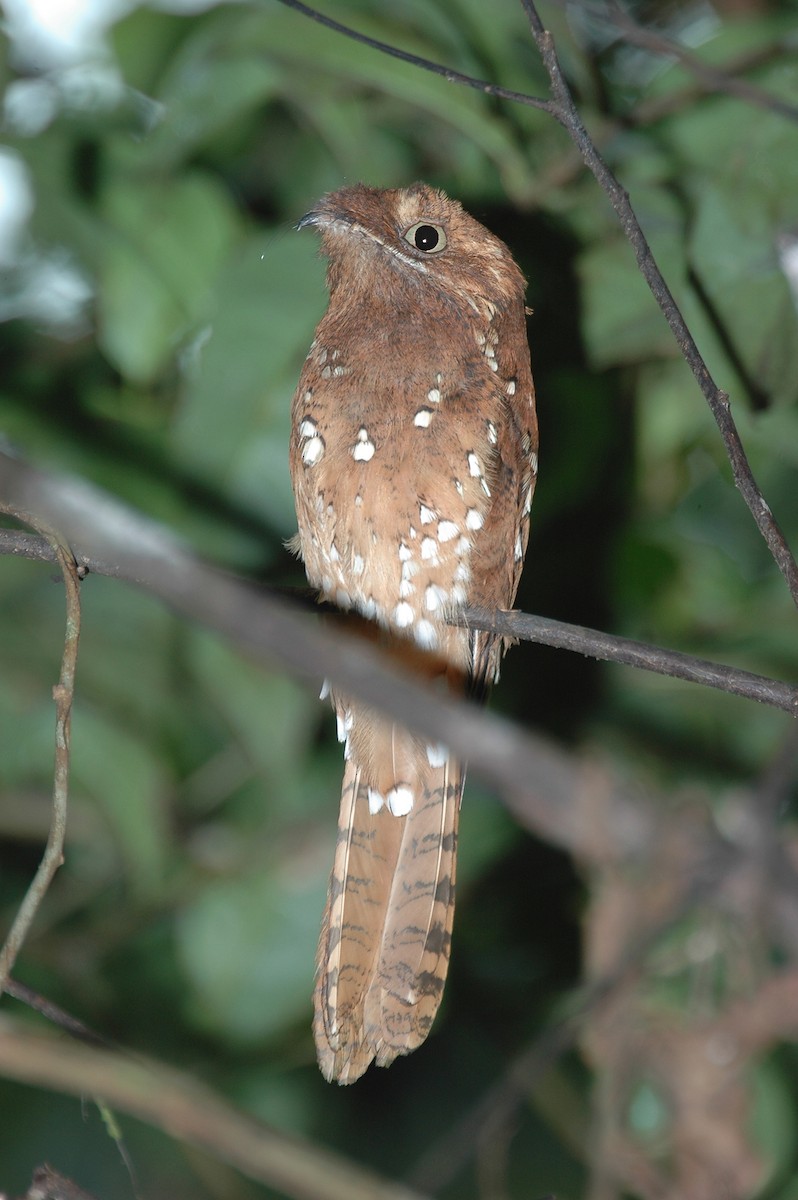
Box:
481;477;491;497
304;388;313;402
355;493;363;507
399;542;412;561
317;348;328;364
454;561;470;583
414;409;433;427
393;601;415;627
399;578;414;599
336;589;351;609
321;574;333;593
353;554;365;575
368;787;385;814
515;532;524;561
335;710;353;742
321;365;332;379
415;619;437;648
530;451;539;474
451;582;467;605
421;536;439;562
299;417;317;438
419;504;436;525
426;743;449;768
329;544;340;562
466;508;484;530
333;365;347;377
468;452;482;477
409;525;417;539
427;387;441;404
387;786;414;816
352;427;375;461
425;584;448;611
506;379;516;396
437;520;459;542
488;359;498;372
454;478;464;496
486;420;498;445
455;536;471;557
302;435;325;465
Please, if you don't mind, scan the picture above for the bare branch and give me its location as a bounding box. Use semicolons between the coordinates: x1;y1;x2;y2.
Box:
0;1016;430;1200
272;0;552;112
0;506;80;999
0;449;652;859
518;0;798;607
3;526;794;716
464;608;797;716
600;0;798;123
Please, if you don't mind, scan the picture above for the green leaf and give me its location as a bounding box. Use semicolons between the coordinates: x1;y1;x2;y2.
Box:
177;858;325;1044
171;229;324;534
98;172;239;383
689;184;798;407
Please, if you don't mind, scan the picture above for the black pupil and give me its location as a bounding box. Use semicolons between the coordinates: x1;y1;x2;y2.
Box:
414;225;439;251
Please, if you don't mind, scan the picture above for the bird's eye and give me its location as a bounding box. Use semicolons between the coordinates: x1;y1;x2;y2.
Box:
403;222;447;253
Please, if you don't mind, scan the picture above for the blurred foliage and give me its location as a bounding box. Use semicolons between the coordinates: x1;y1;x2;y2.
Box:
0;0;797;1197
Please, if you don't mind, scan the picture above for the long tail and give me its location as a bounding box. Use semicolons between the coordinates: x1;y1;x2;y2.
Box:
313;742;463;1084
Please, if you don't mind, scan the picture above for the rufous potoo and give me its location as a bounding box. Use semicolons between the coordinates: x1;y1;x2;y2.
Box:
288;182;538;1083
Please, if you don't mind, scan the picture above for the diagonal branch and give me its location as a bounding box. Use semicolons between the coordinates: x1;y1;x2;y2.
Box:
0;1017;430;1200
601;0;798;123
519;0;798;607
2;524;794;714
0;505;81;998
0;449;651;859
272;0;552;112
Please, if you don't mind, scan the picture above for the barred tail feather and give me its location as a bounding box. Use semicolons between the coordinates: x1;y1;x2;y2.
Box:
313;749;462;1084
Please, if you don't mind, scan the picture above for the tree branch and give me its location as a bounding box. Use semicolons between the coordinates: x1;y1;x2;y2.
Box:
1;449;653;859
601;0;798;123
3;525;794;716
518;0;798;607
0;1016;429;1200
271;0;552;112
0;507;80;999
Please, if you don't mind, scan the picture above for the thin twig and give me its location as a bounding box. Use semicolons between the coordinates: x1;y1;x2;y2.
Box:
0;506;81;998
3;526;794;715
601;0;798;123
518;0;798;607
463;607;797;715
272;0;552;112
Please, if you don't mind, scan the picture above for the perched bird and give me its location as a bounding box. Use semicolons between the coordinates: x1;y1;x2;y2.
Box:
289;182;538;1083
